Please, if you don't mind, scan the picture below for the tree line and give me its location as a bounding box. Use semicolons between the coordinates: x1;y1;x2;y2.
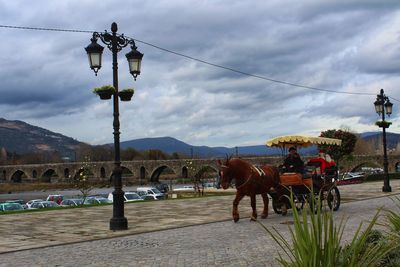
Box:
0;144;189;165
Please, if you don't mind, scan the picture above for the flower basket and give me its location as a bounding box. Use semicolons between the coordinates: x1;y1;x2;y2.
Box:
93;85;115;100
119;89;134;101
375;121;392;128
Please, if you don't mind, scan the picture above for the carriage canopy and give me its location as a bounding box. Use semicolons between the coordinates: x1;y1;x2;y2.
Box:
265;135;342;148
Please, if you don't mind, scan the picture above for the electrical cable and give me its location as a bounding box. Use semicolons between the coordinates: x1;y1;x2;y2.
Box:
0;24;397;100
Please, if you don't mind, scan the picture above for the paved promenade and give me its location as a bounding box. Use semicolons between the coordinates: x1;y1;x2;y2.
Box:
1;180;400;266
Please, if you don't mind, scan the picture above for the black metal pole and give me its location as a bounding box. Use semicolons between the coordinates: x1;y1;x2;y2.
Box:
380;89;391;192
109;22;128;230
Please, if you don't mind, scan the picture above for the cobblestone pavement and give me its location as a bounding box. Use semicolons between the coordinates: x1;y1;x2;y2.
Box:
0;180;400;266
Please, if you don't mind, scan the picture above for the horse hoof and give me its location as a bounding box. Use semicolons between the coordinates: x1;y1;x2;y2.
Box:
261;214;268;219
250;216;257;221
233;217;240;223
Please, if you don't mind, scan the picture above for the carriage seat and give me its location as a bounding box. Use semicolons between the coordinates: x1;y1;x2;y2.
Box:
279;172;313;188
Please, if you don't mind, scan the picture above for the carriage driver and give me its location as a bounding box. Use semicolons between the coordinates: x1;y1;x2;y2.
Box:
283;147;304;173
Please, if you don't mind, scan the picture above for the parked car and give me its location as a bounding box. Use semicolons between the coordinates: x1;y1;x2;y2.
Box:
60;199;84;207
107;192;143;203
203;182;216;188
30;201;59;209
173;185;195;192
25;199;44;209
0;202;24;212
140;194;158;201
151;183;170;193
136;187;165;200
84;196;111;205
46;195;64;205
5;199;25;205
342;172;365;180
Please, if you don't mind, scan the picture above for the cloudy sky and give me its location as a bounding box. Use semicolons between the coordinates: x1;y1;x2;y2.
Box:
1;0;400;148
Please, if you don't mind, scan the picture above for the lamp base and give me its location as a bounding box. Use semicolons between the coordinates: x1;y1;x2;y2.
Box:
110;217;128;231
382;186;392;193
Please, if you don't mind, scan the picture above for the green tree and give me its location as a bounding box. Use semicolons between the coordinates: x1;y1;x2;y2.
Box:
121;148;142;160
74;156;94;204
319;129;357;164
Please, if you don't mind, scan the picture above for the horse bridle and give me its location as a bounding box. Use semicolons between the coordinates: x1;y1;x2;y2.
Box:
220;162;260;189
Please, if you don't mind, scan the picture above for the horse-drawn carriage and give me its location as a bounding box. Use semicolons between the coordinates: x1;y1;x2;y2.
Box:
266;135;342;215
217;135;342;222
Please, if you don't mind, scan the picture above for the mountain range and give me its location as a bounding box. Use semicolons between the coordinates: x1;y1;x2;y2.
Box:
0;118;83;155
1;118;400;158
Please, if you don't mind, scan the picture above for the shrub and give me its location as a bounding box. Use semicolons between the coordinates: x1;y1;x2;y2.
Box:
260;190;399;266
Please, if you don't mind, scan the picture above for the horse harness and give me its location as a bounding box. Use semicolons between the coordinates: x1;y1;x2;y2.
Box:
235;165;267;189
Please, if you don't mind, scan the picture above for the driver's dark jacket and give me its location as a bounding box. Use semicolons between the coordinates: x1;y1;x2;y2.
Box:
283;153;304;173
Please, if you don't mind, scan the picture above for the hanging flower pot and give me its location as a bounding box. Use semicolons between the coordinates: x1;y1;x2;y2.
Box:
375;120;392;128
119;88;134;101
93;85;115;100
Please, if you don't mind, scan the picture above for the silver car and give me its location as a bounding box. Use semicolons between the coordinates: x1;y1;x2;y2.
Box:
30;201;59;209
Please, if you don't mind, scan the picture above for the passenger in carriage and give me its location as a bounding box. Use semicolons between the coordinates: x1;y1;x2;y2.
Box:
282;147;304;173
308;149;336;174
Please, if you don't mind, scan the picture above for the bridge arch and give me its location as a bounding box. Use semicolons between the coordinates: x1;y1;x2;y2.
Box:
100;167;106;179
150;165;177;183
121;166;134;185
41;169;59;183
181;166;188;178
64;168;69;179
10;170;27;183
193;164;219;183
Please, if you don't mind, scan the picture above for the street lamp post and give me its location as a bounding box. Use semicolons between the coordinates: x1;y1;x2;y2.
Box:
85;22;143;230
374;89;393;193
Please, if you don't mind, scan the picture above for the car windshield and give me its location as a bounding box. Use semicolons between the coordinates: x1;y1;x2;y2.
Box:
152;188;161;194
4;203;22;211
125;193;140;200
96;198;109;203
44;202;58;208
74;199;84;205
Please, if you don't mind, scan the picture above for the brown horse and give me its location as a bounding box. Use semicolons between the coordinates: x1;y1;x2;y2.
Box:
217;157;281;222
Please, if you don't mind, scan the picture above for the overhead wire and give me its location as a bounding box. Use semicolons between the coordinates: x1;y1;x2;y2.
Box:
0;24;397;100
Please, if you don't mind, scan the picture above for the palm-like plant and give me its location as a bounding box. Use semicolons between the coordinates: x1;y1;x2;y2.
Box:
260;190;399;266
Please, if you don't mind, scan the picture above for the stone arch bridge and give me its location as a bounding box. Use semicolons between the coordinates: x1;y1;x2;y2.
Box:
1;155;399;184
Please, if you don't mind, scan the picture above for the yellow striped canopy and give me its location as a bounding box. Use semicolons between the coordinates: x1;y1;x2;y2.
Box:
266;135;342;148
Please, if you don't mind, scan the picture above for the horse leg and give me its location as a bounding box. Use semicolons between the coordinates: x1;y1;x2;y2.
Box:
261;192;269;219
232;193;244;223
250;194;257;221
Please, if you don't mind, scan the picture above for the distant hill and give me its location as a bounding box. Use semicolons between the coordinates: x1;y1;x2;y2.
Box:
2;117;399;159
120;136;318;158
363;131;400;150
0;118;83;155
120;132;400;158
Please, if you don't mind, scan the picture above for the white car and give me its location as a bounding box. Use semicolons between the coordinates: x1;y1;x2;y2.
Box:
29;201;59;209
136;187;165;200
173;185;195;192
342;172;365;180
108;192;143;203
25;199;44;209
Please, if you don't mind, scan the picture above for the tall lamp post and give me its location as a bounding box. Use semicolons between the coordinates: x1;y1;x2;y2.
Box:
85;22;143;230
374;89;393;193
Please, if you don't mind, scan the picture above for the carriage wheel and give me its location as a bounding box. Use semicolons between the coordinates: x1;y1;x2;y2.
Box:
306;193;321;214
294;195;306;211
272;198;282;214
327;186;341;211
